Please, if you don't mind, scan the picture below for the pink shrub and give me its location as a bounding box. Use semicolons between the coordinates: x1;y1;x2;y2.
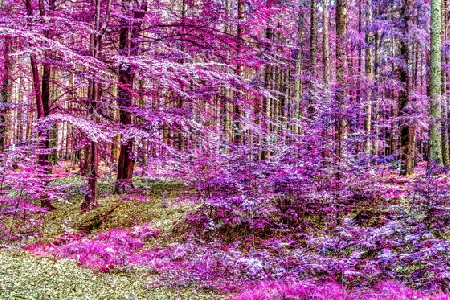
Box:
230;280;450;300
24;225;159;272
24;242;57;256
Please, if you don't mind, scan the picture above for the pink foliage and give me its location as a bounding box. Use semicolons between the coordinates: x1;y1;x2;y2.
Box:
231;280;450;300
24;224;160;272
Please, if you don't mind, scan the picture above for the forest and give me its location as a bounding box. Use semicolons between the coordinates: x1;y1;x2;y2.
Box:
2;0;450;298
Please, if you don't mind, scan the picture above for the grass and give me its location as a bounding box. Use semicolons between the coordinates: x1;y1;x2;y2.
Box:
0;250;225;300
0;178;225;299
25;180;194;246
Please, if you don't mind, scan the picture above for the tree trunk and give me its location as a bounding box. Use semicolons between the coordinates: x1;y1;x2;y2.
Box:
430;0;443;165
232;0;245;144
39;0;53;170
115;0;146;194
373;31;381;156
307;0;317;116
446;0;450;163
398;0;414;175
0;36;11;152
322;0;330;88
262;28;273;160
309;0;317;77
364;0;373;153
25;0;55;209
81;0;105;211
293;2;303;135
441;0;450;165
335;0;348;164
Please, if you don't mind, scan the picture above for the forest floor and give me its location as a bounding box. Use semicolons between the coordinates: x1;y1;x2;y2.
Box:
1;162;450;299
1;173;227;299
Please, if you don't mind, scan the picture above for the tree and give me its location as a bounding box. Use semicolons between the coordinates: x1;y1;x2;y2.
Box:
335;0;348;163
24;0;55;209
398;0;414;175
293;1;304;136
364;0;373;154
309;0;317;78
115;0;147;194
322;0;330;88
307;0;317;117
442;0;449;165
430;0;443;165
81;0;111;211
0;30;11;152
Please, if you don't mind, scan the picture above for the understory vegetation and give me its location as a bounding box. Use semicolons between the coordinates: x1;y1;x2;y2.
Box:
1;161;450;299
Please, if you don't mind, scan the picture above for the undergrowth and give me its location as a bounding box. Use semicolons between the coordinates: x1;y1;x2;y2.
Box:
3;162;450;299
0;250;224;299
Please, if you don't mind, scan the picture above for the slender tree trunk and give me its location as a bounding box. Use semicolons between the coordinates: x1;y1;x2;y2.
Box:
233;0;245;144
307;0;317;116
335;0;348;164
309;0;317;77
25;0;55;209
320;0;333;163
445;0;450;162
322;0;330;88
262;28;273;160
441;0;450;165
115;0;146;193
373;31;381;156
222;0;233;151
0;36;11;152
0;0;10;148
430;0;443;165
25;0;45;160
398;0;414;175
293;2;303;135
82;83;100;212
364;0;373;153
40;0;53;169
307;0;317;115
81;0;108;211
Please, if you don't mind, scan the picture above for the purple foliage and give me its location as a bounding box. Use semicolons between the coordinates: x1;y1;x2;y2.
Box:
26;224;160;273
231;280;450;300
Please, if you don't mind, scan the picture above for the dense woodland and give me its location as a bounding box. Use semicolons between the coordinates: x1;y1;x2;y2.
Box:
2;0;450;298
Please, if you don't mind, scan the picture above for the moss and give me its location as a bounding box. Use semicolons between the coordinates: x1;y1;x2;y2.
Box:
25;181;193;246
133;178;185;198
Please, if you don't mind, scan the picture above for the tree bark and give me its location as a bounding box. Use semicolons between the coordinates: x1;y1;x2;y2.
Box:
39;0;53;169
0;36;11;152
0;0;11;147
293;2;303;135
373;31;381;156
232;0;245;144
430;0;443;165
335;0;348;164
262;28;273;160
441;0;450;165
81;0;109;211
364;0;373;154
25;0;55;209
309;0;317;77
307;0;317;116
322;0;330;88
446;1;450;163
115;0;146;194
398;0;414;175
